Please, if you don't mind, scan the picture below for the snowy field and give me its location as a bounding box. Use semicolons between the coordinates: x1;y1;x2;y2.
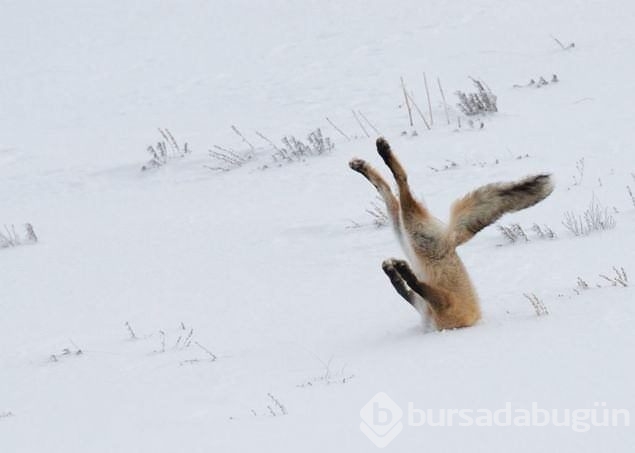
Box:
2;1;634;451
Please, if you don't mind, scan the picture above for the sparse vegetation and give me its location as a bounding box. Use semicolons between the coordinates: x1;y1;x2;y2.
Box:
0;223;37;249
297;357;355;387
122;322;217;365
572;158;585;186
141;128;191;171
572;266;628;295
498;223;529;243
366;201;389;228
208;127;334;172
524;293;549;317
456;78;498;116
498;222;556;244
50;341;83;363
513;74;559;88
574;276;590;294
428;159;458;172
348;199;389;229
562;196;616;236
600;267;629;287
250;393;288;417
273;128;334;164
531;223;557;239
206;145;254;172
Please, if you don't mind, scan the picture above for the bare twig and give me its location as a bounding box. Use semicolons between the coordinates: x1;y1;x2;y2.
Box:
194;341;217;361
125;322;137;340
231;125;255;151
551;35;575;50
352;110;370;137
423;72;433;126
437;77;451;125
325;117;350;141
357;111;380;136
158;330;166;353
255;131;283;153
406;91;431;130
627;186;635;208
400;76;414;127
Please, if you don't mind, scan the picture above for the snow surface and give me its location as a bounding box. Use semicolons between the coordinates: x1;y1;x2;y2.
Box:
2;1;634;451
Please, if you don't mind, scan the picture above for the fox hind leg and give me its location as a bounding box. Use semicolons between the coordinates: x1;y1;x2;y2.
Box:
375;138;448;259
374;138;426;222
349;158;402;241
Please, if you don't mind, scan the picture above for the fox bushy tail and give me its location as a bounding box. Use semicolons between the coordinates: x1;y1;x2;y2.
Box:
449;174;554;246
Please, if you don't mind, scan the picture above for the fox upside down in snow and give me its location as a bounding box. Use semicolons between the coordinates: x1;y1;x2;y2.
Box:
349;138;554;330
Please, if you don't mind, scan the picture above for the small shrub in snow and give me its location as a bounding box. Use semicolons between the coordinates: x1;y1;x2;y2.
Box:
206;128;334;173
366;201;389;228
497;223;556;244
141;128;191;171
562;196;616;236
572;266;628;295
575;276;590;293
125;321;217;365
0;411;14;419
0;223;37;249
206;145;254;172
273;128;334;163
456;78;498;116
627;185;635;208
498;223;529;243
524;293;549;317
600;267;628;287
531;223;557;239
347;199;389;230
297;357;355;387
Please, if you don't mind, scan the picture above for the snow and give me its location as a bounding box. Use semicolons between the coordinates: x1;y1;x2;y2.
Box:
1;1;634;451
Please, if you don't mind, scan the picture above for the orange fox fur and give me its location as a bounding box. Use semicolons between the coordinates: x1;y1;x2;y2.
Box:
349;138;554;330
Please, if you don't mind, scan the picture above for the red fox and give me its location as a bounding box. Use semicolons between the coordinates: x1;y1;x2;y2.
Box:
349;138;554;330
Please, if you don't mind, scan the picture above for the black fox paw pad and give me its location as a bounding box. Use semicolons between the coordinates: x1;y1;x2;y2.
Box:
376;137;392;160
349;158;367;172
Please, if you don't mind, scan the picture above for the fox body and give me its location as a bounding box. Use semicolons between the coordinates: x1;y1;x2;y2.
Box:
350;138;554;330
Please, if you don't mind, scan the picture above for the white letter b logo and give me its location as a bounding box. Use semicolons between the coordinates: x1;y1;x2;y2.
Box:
360;393;403;448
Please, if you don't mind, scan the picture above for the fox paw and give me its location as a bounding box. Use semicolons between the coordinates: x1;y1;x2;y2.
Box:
376;137;392;162
349;158;368;173
381;258;399;272
391;259;411;274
